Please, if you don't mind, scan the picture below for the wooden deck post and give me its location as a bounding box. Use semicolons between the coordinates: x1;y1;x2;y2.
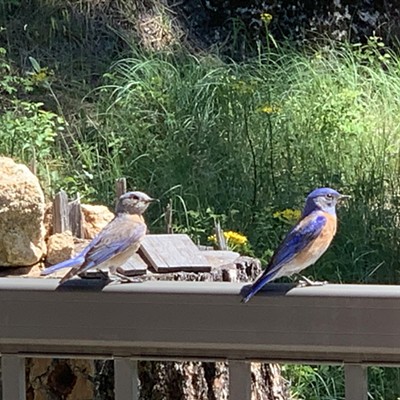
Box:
114;357;139;400
345;364;368;400
229;360;251;400
2;354;26;400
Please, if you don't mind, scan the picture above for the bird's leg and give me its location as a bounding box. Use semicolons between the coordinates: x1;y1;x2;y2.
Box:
96;269;110;280
297;275;328;287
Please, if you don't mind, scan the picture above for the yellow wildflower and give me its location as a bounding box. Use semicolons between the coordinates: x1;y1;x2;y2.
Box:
261;13;273;23
208;230;248;245
259;104;281;114
30;67;52;85
224;230;248;245
273;209;301;223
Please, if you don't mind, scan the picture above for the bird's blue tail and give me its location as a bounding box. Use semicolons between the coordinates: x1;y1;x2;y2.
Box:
41;256;84;276
241;270;277;303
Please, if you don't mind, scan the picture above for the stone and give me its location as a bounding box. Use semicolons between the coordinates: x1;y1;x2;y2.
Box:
46;231;75;265
0;157;46;266
43;202;53;240
81;204;114;239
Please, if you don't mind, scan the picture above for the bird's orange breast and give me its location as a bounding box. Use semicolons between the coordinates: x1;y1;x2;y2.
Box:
295;212;337;265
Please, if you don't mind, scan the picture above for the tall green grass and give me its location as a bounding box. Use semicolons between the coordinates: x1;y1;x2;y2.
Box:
61;41;400;284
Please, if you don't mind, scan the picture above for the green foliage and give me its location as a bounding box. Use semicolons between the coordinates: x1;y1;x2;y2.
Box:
0;100;63;159
0;47;66;188
284;364;344;400
284;365;400;400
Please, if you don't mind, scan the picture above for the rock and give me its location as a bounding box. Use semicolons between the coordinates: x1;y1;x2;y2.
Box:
0;262;43;277
46;231;75;265
0;157;46;266
81;204;114;239
43;202;53;240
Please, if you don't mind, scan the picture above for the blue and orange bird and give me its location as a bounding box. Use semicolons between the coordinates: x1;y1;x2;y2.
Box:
41;191;156;284
242;187;349;303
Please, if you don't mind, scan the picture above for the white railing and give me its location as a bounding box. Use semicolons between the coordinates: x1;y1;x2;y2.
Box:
1;278;399;399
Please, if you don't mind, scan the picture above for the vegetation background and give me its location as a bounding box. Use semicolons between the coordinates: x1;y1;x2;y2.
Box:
1;0;400;398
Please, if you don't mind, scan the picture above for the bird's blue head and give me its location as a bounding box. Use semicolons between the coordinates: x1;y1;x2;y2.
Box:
302;187;349;217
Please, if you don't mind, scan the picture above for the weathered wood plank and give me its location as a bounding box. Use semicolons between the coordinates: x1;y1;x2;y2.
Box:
53;190;69;234
68;195;83;238
164;199;173;234
140;234;211;272
115;178;127;200
116;253;148;276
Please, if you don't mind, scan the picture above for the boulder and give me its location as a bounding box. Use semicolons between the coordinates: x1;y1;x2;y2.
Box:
81;204;114;239
46;231;75;265
0;157;46;266
43;202;53;239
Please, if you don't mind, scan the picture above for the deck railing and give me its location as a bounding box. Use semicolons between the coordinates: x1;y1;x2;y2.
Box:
1;278;399;399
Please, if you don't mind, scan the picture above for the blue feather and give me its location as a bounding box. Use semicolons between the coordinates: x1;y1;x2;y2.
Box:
41;256;84;275
242;213;327;303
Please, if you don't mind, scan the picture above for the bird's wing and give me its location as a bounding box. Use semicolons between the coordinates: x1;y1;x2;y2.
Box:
58;216;146;284
242;213;327;303
265;213;327;276
77;216;147;274
41;221;111;276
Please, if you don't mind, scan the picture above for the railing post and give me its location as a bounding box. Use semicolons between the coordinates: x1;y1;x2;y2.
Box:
114;357;139;400
345;364;368;400
1;354;26;400
229;360;251;400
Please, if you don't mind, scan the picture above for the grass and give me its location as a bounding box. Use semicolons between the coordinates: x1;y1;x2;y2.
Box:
64;41;400;283
2;7;400;396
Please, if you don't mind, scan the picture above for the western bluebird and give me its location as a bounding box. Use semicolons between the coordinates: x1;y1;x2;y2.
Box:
242;187;349;303
41;191;156;283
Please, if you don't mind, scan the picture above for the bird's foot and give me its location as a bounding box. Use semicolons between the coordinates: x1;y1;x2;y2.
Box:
297;276;328;287
96;269;110;280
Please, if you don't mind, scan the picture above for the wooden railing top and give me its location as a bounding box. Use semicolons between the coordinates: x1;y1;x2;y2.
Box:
0;278;399;365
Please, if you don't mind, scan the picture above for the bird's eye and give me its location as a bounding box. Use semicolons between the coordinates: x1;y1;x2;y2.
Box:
131;195;139;200
326;193;333;199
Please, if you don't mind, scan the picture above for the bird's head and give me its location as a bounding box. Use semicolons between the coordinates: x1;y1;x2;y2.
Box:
302;187;350;216
116;191;157;215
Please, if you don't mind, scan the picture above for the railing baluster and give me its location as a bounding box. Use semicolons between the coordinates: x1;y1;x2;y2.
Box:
114;357;139;400
1;354;26;400
229;360;251;400
344;363;368;400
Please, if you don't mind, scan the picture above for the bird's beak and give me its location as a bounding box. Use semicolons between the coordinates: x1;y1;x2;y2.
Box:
147;198;160;203
338;194;351;200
